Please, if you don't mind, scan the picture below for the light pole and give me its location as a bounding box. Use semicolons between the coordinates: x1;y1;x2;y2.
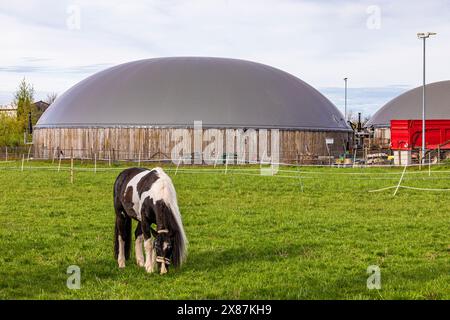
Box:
344;77;348;121
417;32;436;164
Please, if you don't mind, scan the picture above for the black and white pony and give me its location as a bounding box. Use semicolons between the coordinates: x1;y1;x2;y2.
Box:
113;167;187;274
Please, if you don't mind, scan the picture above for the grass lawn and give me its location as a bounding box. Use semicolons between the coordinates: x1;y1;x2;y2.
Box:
0;161;448;299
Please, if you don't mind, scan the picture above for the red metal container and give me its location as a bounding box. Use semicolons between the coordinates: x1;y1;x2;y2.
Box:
390;119;450;150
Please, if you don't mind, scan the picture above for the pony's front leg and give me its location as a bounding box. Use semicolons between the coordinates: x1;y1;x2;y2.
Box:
141;219;156;273
144;238;156;273
135;222;145;267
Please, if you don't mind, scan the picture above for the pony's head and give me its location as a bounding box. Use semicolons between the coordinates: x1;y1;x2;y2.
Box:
154;229;173;274
153;198;188;274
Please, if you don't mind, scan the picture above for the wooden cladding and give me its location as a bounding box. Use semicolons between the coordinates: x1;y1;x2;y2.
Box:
33;127;350;163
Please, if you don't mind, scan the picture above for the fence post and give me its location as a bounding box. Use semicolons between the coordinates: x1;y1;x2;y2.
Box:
27;146;31;162
138;152;141;167
393;164;408;196
297;166;304;193
70;156;74;184
175;158;181;175
364;147;367;167
225;155;228;174
214;153;219;168
5;146;7;162
419;150;422;170
21;154;25;171
94;152;97;173
438;146;440;164
429;152;431;177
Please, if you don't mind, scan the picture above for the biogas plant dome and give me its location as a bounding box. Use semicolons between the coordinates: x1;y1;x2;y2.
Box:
36;57;349;131
366;80;450;128
34;57;352;163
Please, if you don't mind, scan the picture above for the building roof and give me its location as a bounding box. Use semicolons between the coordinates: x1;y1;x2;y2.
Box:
33;100;50;107
36;57;351;131
32;100;50;113
366;80;450;128
0;104;17;117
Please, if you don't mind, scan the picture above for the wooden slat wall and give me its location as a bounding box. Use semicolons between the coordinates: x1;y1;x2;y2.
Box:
33;128;350;163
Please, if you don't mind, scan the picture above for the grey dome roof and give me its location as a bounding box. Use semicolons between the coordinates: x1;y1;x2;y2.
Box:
36;57;350;131
366;80;450;128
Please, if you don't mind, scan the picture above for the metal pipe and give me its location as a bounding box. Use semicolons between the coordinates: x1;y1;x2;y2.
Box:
417;32;436;164
344;78;348;120
422;37;426;164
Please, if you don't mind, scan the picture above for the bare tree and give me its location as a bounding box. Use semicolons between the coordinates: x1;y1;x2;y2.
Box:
346;109;372;129
45;92;58;105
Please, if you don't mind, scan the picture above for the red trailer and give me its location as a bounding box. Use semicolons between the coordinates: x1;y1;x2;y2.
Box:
390;119;450;150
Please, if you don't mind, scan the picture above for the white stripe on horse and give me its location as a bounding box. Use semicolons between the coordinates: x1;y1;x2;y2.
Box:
124;169;151;221
140;168;184;235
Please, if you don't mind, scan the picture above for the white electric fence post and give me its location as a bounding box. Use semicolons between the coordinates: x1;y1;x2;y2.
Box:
175;159;181;175
225;154;229;174
214;153;219;168
438;146;440;164
429;152;431;177
297;166;304;193
393;164;408;196
419;150;422;170
70;156;74;184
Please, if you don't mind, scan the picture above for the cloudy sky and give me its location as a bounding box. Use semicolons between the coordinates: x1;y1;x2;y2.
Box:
1;0;449;116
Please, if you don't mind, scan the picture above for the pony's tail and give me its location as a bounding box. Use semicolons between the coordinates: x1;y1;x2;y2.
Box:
124;217;132;259
114;220;119;259
114;214;132;260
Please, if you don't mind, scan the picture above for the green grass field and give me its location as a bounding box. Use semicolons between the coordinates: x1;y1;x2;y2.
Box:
0;161;448;299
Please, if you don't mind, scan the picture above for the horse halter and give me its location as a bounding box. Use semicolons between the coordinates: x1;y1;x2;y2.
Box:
155;229;171;265
155;256;171;265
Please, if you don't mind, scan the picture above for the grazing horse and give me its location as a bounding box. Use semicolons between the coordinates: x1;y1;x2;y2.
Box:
113;167;187;274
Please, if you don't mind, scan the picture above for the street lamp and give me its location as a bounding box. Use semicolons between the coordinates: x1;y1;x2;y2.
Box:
417;32;436;164
344;77;348;121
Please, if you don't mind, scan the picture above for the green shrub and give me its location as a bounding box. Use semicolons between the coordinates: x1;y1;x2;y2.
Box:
0;113;23;147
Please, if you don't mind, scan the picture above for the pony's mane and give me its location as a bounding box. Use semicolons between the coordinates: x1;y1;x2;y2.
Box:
152;167;188;266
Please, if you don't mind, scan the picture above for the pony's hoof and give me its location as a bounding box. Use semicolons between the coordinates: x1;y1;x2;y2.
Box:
118;261;126;268
145;264;154;273
137;259;145;267
160;263;168;275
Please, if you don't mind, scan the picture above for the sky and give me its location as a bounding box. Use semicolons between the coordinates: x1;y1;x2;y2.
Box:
1;0;449;117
